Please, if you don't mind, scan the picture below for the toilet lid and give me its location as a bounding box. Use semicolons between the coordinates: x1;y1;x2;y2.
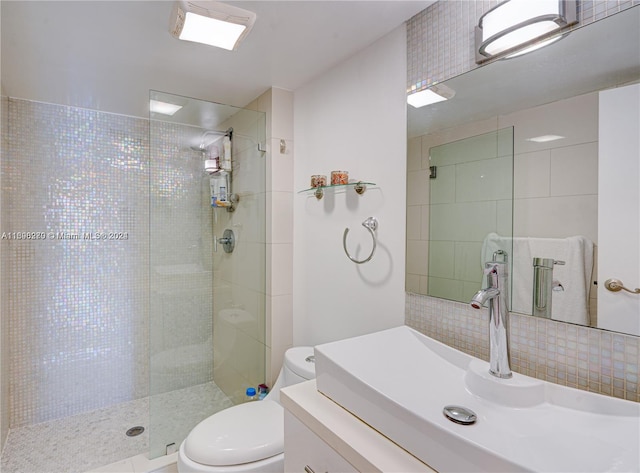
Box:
183;400;284;466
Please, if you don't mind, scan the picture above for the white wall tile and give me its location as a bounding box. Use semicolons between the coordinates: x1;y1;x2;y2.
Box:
406;240;429;276
427;277;464;301
406;205;422;240
269;294;293;384
550;142;598;197
407;169;430;205
267;191;293;244
502;92;598;155
406;273;420;293
430;165;455;204
268;138;294;193
430;201;497;242
455;156;512;202
496;199;513;237
430;131;500;166
268;243;293;296
513;195;598;243
454;241;483;282
420;205;430;240
271;88;294;141
408;136;422;172
428;240;455;278
514;150;551;199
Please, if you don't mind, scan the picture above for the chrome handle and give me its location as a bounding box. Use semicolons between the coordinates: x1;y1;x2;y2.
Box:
215;229;235;254
304;466;315;473
604;278;640;294
343;217;378;264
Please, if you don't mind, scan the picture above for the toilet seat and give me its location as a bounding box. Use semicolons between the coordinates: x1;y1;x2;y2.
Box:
183;400;284;467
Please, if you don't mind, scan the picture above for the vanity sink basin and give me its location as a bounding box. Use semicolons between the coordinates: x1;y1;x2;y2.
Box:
314;326;640;472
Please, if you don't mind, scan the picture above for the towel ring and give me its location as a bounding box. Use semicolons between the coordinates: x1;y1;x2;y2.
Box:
343;217;378;264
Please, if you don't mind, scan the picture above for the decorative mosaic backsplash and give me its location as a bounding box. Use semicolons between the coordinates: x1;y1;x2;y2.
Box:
406;293;640;402
407;0;640;93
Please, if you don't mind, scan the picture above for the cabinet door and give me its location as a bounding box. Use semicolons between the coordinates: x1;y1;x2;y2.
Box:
284;411;358;473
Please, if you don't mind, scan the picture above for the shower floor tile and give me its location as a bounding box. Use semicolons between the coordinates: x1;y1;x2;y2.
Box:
1;381;232;473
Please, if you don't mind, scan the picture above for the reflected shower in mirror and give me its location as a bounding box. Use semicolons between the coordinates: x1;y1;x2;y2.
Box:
406;7;640;336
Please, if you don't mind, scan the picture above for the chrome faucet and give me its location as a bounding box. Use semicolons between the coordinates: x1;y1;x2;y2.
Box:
470;261;512;379
532;257;565;319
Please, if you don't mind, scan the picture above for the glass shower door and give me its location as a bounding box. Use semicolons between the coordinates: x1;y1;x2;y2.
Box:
148;91;266;459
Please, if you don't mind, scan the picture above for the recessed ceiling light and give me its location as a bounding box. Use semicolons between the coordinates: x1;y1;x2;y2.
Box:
169;1;256;51
407;83;456;108
526;134;565;143
150;100;183;116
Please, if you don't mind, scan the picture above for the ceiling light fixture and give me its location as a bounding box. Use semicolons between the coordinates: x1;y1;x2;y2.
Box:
407;83;456;108
475;0;577;64
169;1;256;51
526;134;565;143
150;99;183;116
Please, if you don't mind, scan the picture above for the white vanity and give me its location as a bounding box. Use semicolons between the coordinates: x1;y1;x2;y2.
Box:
281;380;434;473
283;326;640;473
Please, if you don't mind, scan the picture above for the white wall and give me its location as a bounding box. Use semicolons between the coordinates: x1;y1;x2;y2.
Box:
598;83;640;336
254;87;296;386
293;26;407;346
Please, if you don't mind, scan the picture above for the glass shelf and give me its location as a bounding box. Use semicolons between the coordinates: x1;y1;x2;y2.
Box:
298;181;376;200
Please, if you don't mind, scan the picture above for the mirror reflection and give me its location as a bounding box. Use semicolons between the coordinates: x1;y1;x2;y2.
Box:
406;7;640;336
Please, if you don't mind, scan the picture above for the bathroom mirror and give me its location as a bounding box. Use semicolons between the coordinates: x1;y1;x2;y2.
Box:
406;7;640;336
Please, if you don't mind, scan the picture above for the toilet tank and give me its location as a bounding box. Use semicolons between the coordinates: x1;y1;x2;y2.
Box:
283;346;315;386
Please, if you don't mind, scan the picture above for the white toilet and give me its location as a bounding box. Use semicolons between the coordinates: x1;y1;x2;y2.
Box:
177;346;315;472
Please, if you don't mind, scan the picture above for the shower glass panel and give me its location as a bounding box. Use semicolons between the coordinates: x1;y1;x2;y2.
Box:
427;127;514;304
149;91;266;459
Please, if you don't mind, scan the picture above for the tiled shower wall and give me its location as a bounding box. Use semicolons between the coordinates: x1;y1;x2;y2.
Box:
3;98;150;427
2;98;225;429
407;0;640;93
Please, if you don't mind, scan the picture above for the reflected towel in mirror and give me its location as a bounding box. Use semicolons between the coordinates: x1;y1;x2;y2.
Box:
482;233;594;325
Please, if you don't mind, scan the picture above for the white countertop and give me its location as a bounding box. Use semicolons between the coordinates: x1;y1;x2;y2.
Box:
281;380;436;473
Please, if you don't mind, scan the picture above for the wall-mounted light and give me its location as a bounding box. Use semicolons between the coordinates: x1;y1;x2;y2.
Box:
475;0;577;64
169;1;256;51
407;83;456;108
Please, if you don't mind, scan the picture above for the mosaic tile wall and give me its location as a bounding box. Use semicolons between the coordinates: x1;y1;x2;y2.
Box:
407;0;640;93
149;119;215;397
406;293;640;402
2;98;230;430
2;98;151;427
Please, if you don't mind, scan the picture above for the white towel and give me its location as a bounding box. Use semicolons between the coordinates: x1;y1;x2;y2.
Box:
482;233;594;324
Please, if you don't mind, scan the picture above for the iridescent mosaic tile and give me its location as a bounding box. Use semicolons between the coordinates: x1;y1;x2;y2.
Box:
407;0;640;93
406;292;640;402
4;99;151;427
3;96;261;447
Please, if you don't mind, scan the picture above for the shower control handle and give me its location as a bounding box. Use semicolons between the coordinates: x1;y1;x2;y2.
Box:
215;229;235;254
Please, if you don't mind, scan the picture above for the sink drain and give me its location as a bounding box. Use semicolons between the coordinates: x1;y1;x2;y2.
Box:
126;426;145;437
443;405;477;425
